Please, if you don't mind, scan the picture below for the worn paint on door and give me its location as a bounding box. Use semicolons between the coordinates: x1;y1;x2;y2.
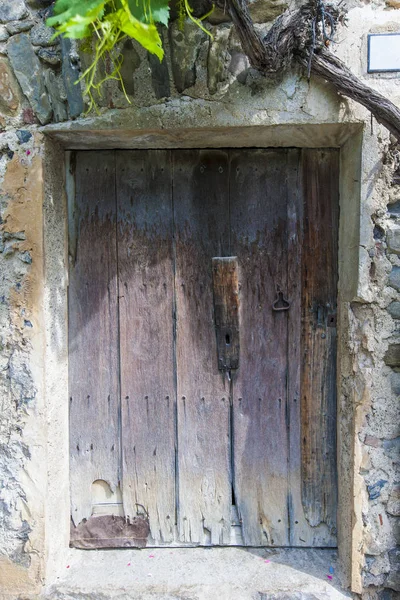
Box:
68;149;339;548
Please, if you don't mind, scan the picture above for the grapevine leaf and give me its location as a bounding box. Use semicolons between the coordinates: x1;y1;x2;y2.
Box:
147;0;170;27
125;0;146;21
47;0;105;26
111;3;164;59
50;15;94;39
127;0;169;26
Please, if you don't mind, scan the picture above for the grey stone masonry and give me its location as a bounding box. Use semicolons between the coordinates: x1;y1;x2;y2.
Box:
0;0;28;23
60;37;84;119
389;266;400;291
30;22;55;46
387;225;400;255
388;301;400;319
7;33;52;124
169;20;205;93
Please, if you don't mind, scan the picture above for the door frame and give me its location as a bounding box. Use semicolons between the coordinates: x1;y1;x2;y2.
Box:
41;122;364;591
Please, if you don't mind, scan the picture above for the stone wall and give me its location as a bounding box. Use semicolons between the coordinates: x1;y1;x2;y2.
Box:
0;0;399;598
351;139;400;599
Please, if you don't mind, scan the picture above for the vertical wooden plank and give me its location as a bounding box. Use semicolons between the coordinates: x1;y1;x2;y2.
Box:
69;151;120;527
300;149;339;543
285;149;303;545
230;149;290;546
174;149;232;545
287;149;338;547
286;148;311;546
286;149;335;546
117;150;176;544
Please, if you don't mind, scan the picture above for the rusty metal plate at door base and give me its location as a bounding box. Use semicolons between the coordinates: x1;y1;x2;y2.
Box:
212;257;240;372
70;514;150;549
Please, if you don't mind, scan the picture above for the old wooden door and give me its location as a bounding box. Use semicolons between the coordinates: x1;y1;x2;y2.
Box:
68;148;338;549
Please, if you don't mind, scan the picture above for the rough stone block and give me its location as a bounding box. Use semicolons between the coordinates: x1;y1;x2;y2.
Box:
208;26;230;95
228;51;250;80
148;51;170;99
0;57;21;115
169;21;205;93
387;548;400;591
391;372;400;395
6;20;34;35
22;107;36;124
388;199;400;216
387;225;400;255
383;437;400;462
38;47;61;66
388;302;400;320
367;552;391;577
387;486;400;516
248;0;288;23
119;39;141;97
389;266;400;291
16;130;32;144
0;0;28;23
7;33;52;124
380;591;399;600
30;22;55;46
364;505;397;555
384;344;400;367
208;7;231;25
365;435;381;447
363;570;386;587
43;69;67;123
368;479;388;500
374;224;385;240
19;250;32;264
60;37;84;119
0;24;8;41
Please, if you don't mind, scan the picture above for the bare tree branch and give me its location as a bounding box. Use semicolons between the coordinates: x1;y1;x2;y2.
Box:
221;0;271;70
305;50;400;140
221;0;400;140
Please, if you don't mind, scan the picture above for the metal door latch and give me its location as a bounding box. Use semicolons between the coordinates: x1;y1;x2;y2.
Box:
272;290;290;312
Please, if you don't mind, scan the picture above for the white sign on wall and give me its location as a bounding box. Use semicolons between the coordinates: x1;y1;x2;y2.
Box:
368;33;400;73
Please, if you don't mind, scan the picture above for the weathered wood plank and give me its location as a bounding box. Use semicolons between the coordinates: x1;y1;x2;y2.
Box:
69;147;339;550
230;149;290;546
117;150;176;544
300;149;339;541
212;257;240;372
286;149;335;546
69;151;120;527
173;149;232;545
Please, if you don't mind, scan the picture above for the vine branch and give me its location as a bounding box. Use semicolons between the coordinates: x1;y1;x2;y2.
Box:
220;0;400;141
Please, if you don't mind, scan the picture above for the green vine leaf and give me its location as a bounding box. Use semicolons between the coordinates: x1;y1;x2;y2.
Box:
49;14;97;39
46;0;212;113
127;0;170;27
47;0;106;36
110;1;164;59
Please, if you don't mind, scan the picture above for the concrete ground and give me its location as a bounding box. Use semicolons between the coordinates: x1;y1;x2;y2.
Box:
45;547;354;600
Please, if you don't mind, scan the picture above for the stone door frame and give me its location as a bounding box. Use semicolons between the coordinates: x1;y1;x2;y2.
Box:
40;119;366;594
